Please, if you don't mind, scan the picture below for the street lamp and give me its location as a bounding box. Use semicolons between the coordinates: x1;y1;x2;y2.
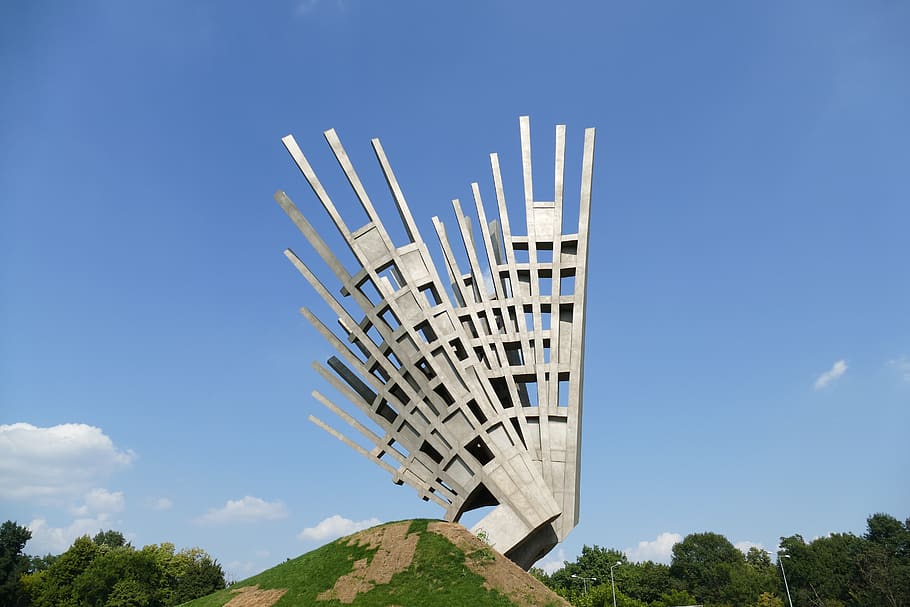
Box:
570;574;597;595
610;561;622;607
775;551;794;607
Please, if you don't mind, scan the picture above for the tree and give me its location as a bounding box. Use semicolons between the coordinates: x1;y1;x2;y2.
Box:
741;547;778;600
614;560;672;604
653;588;699;607
855;513;910;607
93;530;128;549
168;549;224;606
135;544;224;606
106;577;154;607
21;533;225;607
864;513;909;553
746;547;772;569
569;584;649;607
669;531;748;606
72;548;163;607
543;513;910;607
809;533;864;604
549;545;626;595
25;535;101;607
138;544;177;606
0;520;32;607
752;591;784;607
28;553;59;573
529;566;551;585
778;531;865;606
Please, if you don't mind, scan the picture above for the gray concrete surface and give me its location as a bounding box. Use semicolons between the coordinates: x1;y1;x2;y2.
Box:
274;117;595;569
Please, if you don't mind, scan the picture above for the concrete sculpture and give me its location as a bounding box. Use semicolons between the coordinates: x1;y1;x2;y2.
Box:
274;117;595;569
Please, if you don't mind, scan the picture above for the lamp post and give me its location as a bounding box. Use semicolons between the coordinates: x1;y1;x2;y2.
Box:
776;551;794;607
610;561;622;607
570;574;597;595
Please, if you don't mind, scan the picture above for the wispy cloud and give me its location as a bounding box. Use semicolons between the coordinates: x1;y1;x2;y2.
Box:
734;540;764;554
298;514;379;542
26;487;128;555
295;0;320;15
72;488;124;516
814;359;848;390
480;268;495;296
536;547;568;574
0;423;135;500
27;515;122;555
151;497;173;510
224;560;262;582
888;356;910;382
197;496;288;525
295;0;346;17
625;532;682;563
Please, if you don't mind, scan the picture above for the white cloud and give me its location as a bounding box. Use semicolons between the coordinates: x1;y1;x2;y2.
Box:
536;547;568;574
814;359;848;390
26;512;122;555
151;497;173;510
197;496;288;525
72;488;124;516
735;540;764;554
481;268;495;296
26;518;75;554
625;532;682;563
295;0;347;17
295;0;319;15
0;423;135;500
224;560;261;582
888;356;910;382
297;514;379;542
24;486;127;554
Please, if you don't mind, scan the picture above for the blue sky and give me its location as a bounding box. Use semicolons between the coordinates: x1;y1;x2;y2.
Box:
2;0;908;580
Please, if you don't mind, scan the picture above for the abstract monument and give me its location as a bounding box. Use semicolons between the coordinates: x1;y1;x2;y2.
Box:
274;117;595;569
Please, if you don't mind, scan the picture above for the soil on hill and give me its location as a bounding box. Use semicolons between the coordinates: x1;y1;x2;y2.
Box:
180;519;568;607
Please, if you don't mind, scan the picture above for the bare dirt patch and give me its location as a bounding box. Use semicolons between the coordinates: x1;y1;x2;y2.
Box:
223;585;287;607
428;522;571;607
317;521;420;604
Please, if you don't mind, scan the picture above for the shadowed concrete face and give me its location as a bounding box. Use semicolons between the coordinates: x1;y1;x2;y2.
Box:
274;117;595;569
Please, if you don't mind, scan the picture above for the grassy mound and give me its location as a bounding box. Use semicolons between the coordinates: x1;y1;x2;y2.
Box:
180;519;567;607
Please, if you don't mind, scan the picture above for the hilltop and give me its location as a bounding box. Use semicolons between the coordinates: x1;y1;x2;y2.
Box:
180;519;568;607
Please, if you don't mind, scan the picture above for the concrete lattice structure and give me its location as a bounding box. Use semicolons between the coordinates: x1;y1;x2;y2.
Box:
274;117;595;568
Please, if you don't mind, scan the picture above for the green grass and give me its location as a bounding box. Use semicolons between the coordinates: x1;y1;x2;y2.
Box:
179;519;534;607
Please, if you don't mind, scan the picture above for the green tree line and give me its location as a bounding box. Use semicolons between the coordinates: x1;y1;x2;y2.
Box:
1;522;225;607
532;512;910;607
